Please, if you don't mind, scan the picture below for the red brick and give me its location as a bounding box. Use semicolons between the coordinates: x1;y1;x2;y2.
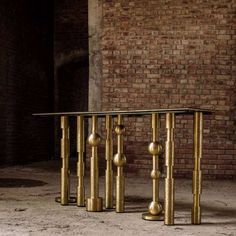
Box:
100;0;236;179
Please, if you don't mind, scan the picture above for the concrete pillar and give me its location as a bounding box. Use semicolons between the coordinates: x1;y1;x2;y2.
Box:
88;0;102;112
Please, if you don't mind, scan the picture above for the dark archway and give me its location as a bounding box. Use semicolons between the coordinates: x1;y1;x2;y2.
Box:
57;59;89;113
55;57;89;158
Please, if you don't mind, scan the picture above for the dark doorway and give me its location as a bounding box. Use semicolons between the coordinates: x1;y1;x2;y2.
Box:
57;59;89;113
53;0;89;160
55;58;89;158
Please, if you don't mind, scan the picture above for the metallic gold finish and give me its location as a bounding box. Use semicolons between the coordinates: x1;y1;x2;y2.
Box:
192;112;203;224
77;116;85;207
35;108;211;224
55;196;76;204
60;116;70;206
142;212;164;221
142;113;164;221
164;113;175;225
105;115;113;209
113;115;126;213
34;107;212;117
86;115;103;212
88;133;101;146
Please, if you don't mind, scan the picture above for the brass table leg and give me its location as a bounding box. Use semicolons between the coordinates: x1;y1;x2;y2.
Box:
113;115;126;213
164;113;175;225
77;116;85;207
55;116;76;205
105;115;113;209
192;112;203;224
86;115;103;212
142;113;164;221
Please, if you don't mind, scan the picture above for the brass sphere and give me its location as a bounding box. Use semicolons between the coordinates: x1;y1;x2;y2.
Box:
150;170;160;179
148;201;162;215
148;142;163;155
115;125;125;135
113;153;126;167
87;133;101;146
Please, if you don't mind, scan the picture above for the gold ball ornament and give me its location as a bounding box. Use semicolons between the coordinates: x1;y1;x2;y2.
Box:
150;170;160;179
115;125;125;135
113;153;126;167
148;201;162;215
148;142;163;155
87;133;101;146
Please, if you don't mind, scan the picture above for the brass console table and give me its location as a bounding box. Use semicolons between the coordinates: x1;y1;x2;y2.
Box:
34;108;212;225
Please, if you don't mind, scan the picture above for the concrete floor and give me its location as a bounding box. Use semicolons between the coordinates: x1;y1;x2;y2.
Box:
0;161;235;236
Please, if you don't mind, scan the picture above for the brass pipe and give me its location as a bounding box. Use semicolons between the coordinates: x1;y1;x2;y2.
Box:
105;115;113;209
192;112;203;224
113;115;126;213
55;116;76;205
60;116;70;205
142;113;164;221
86;115;103;212
77;116;85;207
164;113;175;225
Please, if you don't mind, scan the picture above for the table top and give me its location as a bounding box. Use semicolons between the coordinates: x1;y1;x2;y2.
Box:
33;108;213;117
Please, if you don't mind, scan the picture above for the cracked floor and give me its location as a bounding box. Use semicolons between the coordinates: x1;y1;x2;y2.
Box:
0;160;235;236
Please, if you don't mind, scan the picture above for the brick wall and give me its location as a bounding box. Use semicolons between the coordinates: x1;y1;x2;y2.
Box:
101;0;236;178
0;0;54;165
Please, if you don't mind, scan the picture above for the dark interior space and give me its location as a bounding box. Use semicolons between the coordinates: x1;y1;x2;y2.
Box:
54;0;89;158
57;59;89;157
57;60;88;113
54;0;88;59
0;0;54;165
0;0;89;165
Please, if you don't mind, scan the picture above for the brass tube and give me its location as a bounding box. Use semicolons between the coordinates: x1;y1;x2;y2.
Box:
77;116;85;207
192;112;203;224
105;115;113;209
142;113;164;221
60;116;70;205
116;167;124;212
164;113;175;225
113;115;126;213
86;115;103;212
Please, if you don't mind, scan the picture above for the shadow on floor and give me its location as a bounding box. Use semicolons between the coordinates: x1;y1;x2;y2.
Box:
0;178;47;188
124;195;236;225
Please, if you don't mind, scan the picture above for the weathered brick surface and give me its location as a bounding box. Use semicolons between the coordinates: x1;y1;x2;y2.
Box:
0;1;54;165
101;0;236;178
